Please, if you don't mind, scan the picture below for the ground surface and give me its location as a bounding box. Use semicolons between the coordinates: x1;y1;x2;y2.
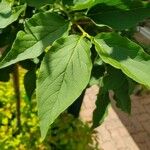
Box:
80;85;150;150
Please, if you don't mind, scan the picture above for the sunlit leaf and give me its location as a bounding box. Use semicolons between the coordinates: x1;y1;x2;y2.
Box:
37;35;92;139
94;32;150;87
0;12;69;69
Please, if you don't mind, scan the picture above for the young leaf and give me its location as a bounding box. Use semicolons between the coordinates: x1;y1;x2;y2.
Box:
0;12;69;69
92;89;110;128
103;66;131;113
24;69;36;101
88;3;150;30
93;32;150;88
37;35;92;139
0;1;26;28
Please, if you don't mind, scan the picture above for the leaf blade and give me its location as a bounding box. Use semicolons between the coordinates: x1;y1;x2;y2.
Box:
88;3;150;30
0;2;26;28
94;32;150;87
0;12;69;69
103;66;131;113
92;89;110;128
37;35;92;139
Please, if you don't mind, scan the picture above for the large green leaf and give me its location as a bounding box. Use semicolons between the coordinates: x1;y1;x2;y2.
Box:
103;66;131;113
88;3;150;30
0;12;69;69
37;35;92;139
94;32;150;88
0;0;26;28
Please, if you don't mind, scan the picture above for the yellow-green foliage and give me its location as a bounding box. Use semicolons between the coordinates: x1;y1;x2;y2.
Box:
0;68;98;150
0;69;43;149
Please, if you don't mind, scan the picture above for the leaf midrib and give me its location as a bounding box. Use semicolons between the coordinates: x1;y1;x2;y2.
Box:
39;36;83;120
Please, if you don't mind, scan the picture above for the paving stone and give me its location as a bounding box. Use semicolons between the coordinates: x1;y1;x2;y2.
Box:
123;137;139;150
101;141;116;150
142;120;150;134
105;120;122;130
131;107;141;115
80;86;150;150
132;132;149;143
140;96;150;105
110;132;127;149
145;139;150;149
138;143;149;150
118;127;131;137
136;113;150;122
96;125;111;143
129;117;144;132
144;104;150;114
118;147;130;150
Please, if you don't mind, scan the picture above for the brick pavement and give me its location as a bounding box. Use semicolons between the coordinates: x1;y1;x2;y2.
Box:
80;85;150;150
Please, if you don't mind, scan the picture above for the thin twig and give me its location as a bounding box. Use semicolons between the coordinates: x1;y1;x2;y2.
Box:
13;64;21;131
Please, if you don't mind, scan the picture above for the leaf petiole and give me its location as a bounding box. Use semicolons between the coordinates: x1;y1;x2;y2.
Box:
76;24;92;40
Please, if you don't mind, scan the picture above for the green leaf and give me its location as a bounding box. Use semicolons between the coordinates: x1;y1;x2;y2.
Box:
103;66;131;113
93;0;144;9
0;0;11;15
0;66;13;82
24;69;36;101
62;0;73;6
26;0;55;8
71;0;129;10
88;3;150;30
0;26;16;47
0;12;69;69
89;60;105;86
71;0;145;11
92;89;110;128
72;0;95;10
93;32;150;88
19;60;36;70
0;1;26;28
37;35;92;139
63;0;139;11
